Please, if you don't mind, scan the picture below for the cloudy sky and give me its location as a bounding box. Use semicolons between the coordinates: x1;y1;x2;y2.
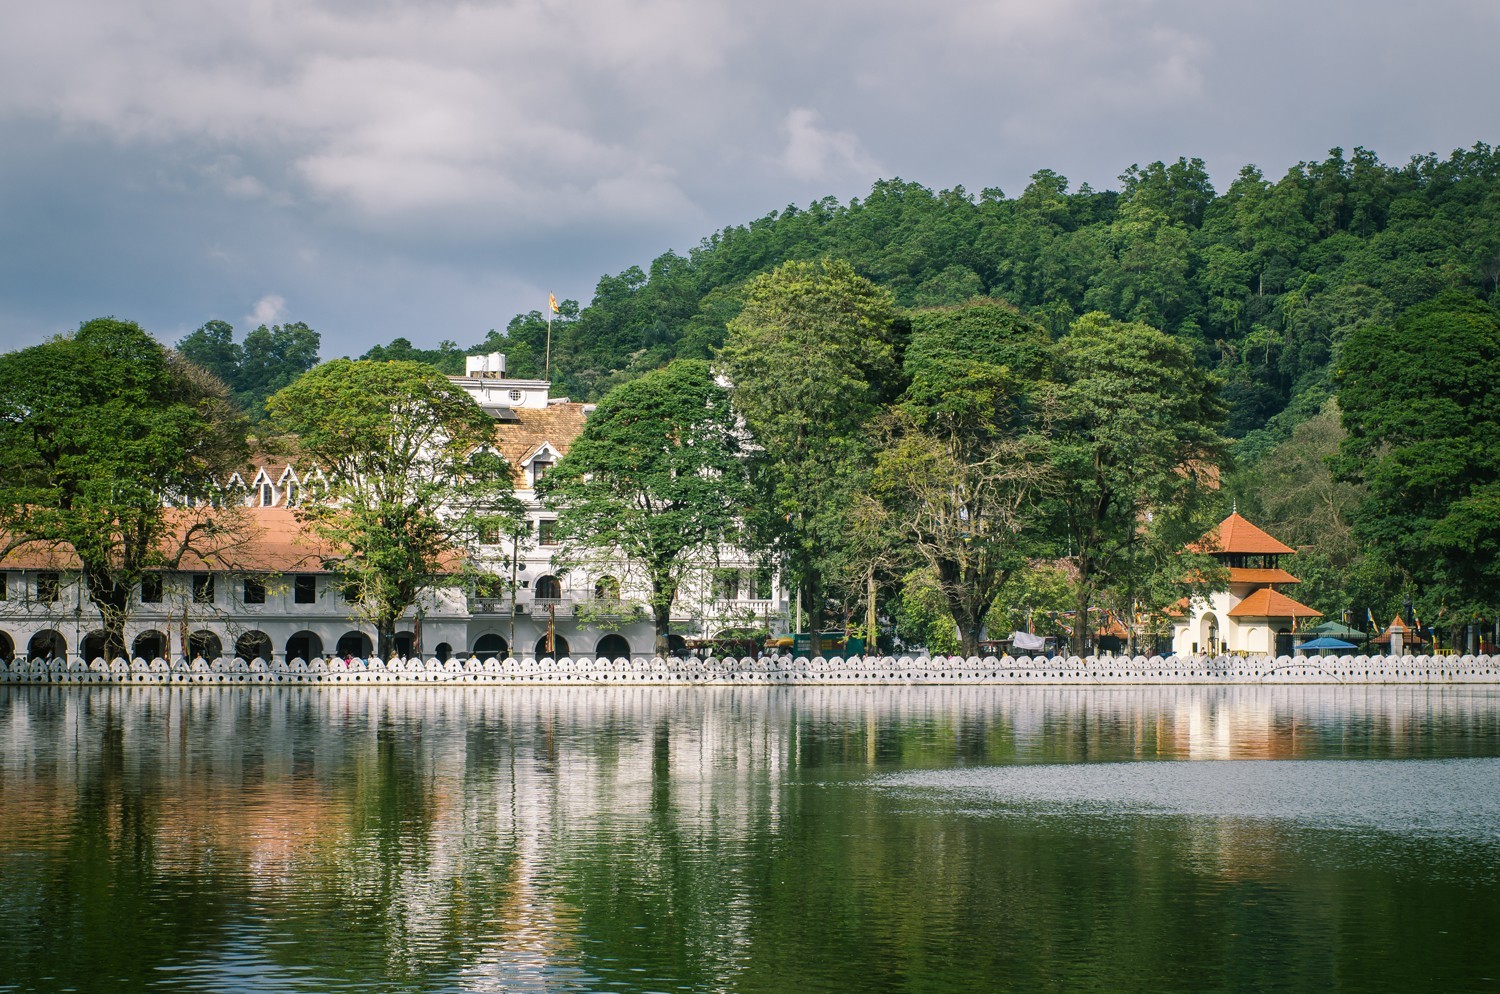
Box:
1;0;1494;357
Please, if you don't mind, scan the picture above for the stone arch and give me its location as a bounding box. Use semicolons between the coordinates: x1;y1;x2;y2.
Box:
132;630;168;661
235;630;273;661
286;630;323;662
434;641;452;662
189;630;223;661
393;631;416;659
595;633;630;659
28;629;66;661
336;631;373;659
667;633;687;655
82;630;112;662
534;633;569;659
1199;613;1220;654
0;631;12;662
473;633;508;659
535;574;562;599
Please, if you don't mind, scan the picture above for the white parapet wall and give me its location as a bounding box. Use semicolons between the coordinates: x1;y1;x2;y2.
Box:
0;653;1497;685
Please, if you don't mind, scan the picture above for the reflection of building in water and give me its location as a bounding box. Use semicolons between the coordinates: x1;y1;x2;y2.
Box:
1;683;1493;981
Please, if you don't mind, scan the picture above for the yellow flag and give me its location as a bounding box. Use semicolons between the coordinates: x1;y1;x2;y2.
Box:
548;292;560;314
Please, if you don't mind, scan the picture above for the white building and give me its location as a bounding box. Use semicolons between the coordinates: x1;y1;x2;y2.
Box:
0;354;787;663
1170;511;1322;657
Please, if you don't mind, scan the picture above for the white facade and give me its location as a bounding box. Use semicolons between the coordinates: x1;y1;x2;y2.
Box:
0;357;787;663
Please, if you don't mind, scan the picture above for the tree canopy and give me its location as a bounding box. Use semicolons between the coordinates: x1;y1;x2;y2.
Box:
539;359;752;655
264;359;521;657
1336;291;1500;620
718;259;898;631
0;318;249;657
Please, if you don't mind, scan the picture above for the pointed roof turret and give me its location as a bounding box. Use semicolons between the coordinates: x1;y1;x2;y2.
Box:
1189;512;1296;556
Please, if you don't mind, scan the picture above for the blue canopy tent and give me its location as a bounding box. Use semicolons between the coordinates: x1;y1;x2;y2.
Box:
1297;636;1357;656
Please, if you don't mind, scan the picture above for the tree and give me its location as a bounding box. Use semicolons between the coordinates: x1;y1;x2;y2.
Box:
718;259;898;632
1051;313;1228;653
539;359;751;656
0;318;250;658
868;302;1057;656
175;319;322;420
1335;292;1500;624
264;359;521;658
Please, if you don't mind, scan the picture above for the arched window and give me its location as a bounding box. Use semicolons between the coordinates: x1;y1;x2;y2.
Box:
286;630;324;662
83;630;111;662
132;630;168;661
535;574;561;600
595;634;630;659
473;633;508;659
27;630;66;662
594;576;620;600
0;632;13;662
236;631;273;661
189;630;223;661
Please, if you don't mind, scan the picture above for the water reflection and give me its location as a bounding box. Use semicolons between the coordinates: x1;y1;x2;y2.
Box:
0;685;1498;993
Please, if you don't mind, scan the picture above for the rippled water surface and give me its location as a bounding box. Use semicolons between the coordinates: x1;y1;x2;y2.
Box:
1;685;1498;993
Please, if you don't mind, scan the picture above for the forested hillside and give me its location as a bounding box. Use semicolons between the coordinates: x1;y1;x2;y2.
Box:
468;144;1499;455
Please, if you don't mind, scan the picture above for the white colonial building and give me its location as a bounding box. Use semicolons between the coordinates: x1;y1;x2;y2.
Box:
0;354;788;663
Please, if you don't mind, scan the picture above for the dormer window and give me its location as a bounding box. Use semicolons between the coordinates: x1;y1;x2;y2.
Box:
531;459;553;485
259;482;275;507
285;481;299;506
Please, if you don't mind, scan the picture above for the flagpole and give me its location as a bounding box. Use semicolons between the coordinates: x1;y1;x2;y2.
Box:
545;298;552;383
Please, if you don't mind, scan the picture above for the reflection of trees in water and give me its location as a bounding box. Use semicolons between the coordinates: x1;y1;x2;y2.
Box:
0;685;1498;991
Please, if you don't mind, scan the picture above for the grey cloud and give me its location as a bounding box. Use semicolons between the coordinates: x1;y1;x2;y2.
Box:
0;0;1494;356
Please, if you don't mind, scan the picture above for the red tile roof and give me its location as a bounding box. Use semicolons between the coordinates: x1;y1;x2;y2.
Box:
1190;512;1297;556
1227;567;1301;585
1226;587;1322;619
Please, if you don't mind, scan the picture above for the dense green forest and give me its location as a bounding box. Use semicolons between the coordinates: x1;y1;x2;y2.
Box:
174;143;1500;648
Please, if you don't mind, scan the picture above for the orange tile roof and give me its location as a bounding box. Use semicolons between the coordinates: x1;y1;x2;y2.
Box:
1189;512;1296;556
1226;587;1322;619
1;507;462;575
487;403;590;485
1227;567;1301;585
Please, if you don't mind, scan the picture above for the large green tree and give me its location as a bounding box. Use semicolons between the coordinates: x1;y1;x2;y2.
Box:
1335;291;1500;626
717;259;898;632
539;359;752;656
869;302;1057;656
176;319;321;419
265;359;520;658
1051;313;1228;653
0;318;249;658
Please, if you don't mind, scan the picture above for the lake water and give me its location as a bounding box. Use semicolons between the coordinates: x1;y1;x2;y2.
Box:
1;685;1497;993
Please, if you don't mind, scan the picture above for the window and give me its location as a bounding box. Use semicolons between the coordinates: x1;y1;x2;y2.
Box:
294;575;317;604
37;572;59;604
538;519;559;546
259;482;275;507
531;460;553;485
285;482;299;506
535;574;561;599
341;581;360;603
243;576;266;604
755;567;774;600
193;574;215;604
140;573;163;603
0;573;7;601
509;389;523;402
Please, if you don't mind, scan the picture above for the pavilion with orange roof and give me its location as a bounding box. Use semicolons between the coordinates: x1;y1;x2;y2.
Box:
1171;511;1323;657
